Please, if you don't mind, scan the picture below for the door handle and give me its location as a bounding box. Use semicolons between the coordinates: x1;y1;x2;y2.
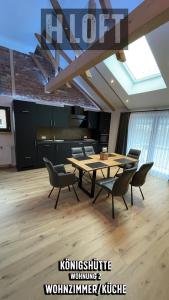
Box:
22;110;29;113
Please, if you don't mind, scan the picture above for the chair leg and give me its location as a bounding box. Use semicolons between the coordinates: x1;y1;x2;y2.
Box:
72;185;80;202
68;185;71;192
88;172;92;181
131;185;133;206
54;188;61;209
114;167;120;177
93;188;103;204
139;186;144;200
101;169;105;178
73;168;76;174
112;195;115;219
122;195;128;210
48;187;54;198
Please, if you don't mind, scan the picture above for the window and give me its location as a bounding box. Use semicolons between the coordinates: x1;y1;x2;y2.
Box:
127;111;169;179
104;36;166;95
124;36;161;82
0;106;11;132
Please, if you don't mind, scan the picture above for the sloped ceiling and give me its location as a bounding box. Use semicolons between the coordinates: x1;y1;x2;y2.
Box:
0;0;168;111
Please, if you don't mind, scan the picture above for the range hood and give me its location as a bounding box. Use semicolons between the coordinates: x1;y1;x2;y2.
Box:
70;106;87;128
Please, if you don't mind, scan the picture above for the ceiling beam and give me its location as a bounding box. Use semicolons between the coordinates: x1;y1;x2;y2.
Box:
46;0;169;92
99;0;126;62
44;38;115;111
87;0;96;40
35;33;58;72
30;53;49;83
81;73;115;111
71;81;102;111
50;0;91;77
50;0;82;56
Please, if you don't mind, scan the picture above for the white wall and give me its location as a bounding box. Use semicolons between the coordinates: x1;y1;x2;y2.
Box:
108;109;127;153
0;95;15;166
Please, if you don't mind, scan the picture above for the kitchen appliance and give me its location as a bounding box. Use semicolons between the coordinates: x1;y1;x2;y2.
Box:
70;106;87;128
99;134;109;144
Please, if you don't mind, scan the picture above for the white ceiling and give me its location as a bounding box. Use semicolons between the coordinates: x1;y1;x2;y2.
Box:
0;0;168;111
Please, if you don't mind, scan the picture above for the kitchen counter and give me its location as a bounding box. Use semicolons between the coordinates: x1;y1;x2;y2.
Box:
37;139;97;144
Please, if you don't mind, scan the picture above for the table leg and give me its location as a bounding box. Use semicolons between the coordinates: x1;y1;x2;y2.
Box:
78;168;83;188
91;170;96;198
78;168;96;198
107;167;110;178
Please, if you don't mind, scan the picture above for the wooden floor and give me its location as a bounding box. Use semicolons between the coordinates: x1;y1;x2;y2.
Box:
0;166;169;300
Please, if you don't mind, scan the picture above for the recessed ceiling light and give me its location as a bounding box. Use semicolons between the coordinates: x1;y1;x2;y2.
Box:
126;99;129;103
111;79;114;84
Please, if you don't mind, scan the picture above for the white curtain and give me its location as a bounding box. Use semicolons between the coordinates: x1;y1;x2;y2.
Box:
127;111;169;179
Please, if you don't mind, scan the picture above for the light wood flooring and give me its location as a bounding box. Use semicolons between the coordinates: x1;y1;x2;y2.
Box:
0;166;169;300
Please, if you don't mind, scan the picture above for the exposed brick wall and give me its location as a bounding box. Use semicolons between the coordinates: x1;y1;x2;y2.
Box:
0;45;97;109
0;47;12;95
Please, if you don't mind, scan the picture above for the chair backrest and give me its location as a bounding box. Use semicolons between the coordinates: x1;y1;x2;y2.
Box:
131;162;154;187
71;147;84;159
84;146;95;156
127;149;141;160
43;157;58;187
113;167;137;196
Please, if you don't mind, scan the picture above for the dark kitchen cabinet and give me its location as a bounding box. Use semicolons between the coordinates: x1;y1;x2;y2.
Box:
13;99;109;171
36;140;99;167
55;142;72;164
36;104;52;128
36;104;70;128
99;112;111;134
52;106;70;128
13;100;36;170
87;111;99;129
36;143;55;167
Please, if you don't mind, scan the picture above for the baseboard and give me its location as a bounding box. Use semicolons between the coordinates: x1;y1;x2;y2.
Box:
0;164;15;169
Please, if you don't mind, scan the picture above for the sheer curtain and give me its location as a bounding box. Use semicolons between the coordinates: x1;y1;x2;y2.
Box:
127;111;169;179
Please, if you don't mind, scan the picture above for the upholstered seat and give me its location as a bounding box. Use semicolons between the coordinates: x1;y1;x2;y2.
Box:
43;157;80;209
93;167;137;218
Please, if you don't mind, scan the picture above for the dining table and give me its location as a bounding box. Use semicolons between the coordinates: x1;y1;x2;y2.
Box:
67;153;137;198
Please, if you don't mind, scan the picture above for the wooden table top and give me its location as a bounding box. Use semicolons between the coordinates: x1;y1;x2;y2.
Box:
67;153;137;172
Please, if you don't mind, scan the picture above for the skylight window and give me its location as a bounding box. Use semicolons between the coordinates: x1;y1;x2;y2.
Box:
124;36;161;81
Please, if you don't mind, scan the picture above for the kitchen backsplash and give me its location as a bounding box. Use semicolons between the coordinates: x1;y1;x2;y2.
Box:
36;127;93;140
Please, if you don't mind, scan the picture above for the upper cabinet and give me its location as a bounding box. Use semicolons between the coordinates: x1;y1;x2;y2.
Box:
87;111;99;129
36;104;52;128
36;104;70;128
99;112;111;134
52;106;70;128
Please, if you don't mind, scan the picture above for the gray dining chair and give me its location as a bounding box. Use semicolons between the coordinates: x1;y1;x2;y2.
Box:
84;146;95;156
84;146;105;178
115;148;141;176
43;157;80;209
93;167;137;218
71;147;84;159
130;162;154;205
71;147;84;173
71;147;93;181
